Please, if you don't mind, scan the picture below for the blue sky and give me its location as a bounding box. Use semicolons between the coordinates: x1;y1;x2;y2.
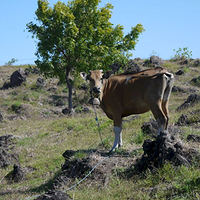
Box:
0;0;199;65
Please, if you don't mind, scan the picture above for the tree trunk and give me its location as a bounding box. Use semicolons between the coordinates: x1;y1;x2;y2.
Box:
66;67;74;115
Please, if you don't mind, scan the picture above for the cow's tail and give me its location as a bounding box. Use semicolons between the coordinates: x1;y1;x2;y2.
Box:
163;72;174;101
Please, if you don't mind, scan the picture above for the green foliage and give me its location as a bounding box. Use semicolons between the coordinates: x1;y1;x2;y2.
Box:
171;47;192;61
5;58;18;66
27;0;144;77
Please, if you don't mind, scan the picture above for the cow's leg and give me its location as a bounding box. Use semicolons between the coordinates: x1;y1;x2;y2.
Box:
161;100;169;129
149;99;167;135
110;117;122;152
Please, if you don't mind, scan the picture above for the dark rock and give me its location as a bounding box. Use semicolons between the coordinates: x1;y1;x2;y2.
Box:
187;134;200;142
176;114;189;126
175;70;184;75
172;86;186;93
47;87;57;92
12;164;25;182
35;190;72;200
62;150;76;159
62;108;69;115
177;94;200;110
10;68;26;87
193;59;199;67
179;59;188;65
190;76;200;86
134;131;195;172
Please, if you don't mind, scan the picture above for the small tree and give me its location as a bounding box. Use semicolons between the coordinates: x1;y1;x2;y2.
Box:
27;0;144;113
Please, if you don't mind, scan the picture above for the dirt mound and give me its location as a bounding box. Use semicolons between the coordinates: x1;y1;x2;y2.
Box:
135;131;200;173
52;149;137;190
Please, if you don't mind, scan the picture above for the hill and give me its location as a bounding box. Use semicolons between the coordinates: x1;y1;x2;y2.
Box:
0;57;200;200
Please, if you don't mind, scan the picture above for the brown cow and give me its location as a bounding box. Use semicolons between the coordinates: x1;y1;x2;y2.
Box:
80;67;174;152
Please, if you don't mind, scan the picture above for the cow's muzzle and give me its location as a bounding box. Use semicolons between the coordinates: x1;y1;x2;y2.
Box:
92;87;101;97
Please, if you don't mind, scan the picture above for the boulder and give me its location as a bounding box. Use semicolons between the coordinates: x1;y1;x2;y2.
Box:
10;68;26;87
150;56;163;66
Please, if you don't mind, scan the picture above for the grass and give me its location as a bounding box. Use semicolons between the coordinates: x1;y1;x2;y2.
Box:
0;61;200;199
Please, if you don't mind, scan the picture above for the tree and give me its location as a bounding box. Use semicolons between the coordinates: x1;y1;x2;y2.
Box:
27;0;144;114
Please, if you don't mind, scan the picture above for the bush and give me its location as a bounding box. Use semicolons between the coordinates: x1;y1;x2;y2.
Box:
171;47;192;61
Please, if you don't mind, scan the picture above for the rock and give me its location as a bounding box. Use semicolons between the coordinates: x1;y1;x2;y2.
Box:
172;86;186;93
35;190;72;200
150;56;163;66
190;76;200;86
193;59;199;67
187;134;200;142
123;59;141;74
10;68;26;87
176;114;189;126
0;148;19;168
134;130;197;172
177;94;200;110
47;87;57;92
12;164;25;182
62;108;69;115
36;78;46;87
175;69;184;75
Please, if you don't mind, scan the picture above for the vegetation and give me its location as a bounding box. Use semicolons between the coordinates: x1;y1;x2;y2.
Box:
26;0;144;113
0;57;200;200
5;58;18;66
171;47;193;61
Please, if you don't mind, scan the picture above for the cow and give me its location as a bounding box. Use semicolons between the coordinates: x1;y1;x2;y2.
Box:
80;67;174;152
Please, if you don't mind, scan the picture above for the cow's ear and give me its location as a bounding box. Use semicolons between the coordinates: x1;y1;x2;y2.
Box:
103;70;113;79
80;72;88;80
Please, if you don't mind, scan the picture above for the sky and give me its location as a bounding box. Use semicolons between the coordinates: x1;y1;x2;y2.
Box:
0;0;199;65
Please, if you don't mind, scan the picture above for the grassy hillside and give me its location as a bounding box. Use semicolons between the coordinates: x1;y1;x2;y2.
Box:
0;59;200;200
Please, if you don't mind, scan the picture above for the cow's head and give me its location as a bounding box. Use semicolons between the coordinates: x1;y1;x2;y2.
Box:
80;70;112;98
